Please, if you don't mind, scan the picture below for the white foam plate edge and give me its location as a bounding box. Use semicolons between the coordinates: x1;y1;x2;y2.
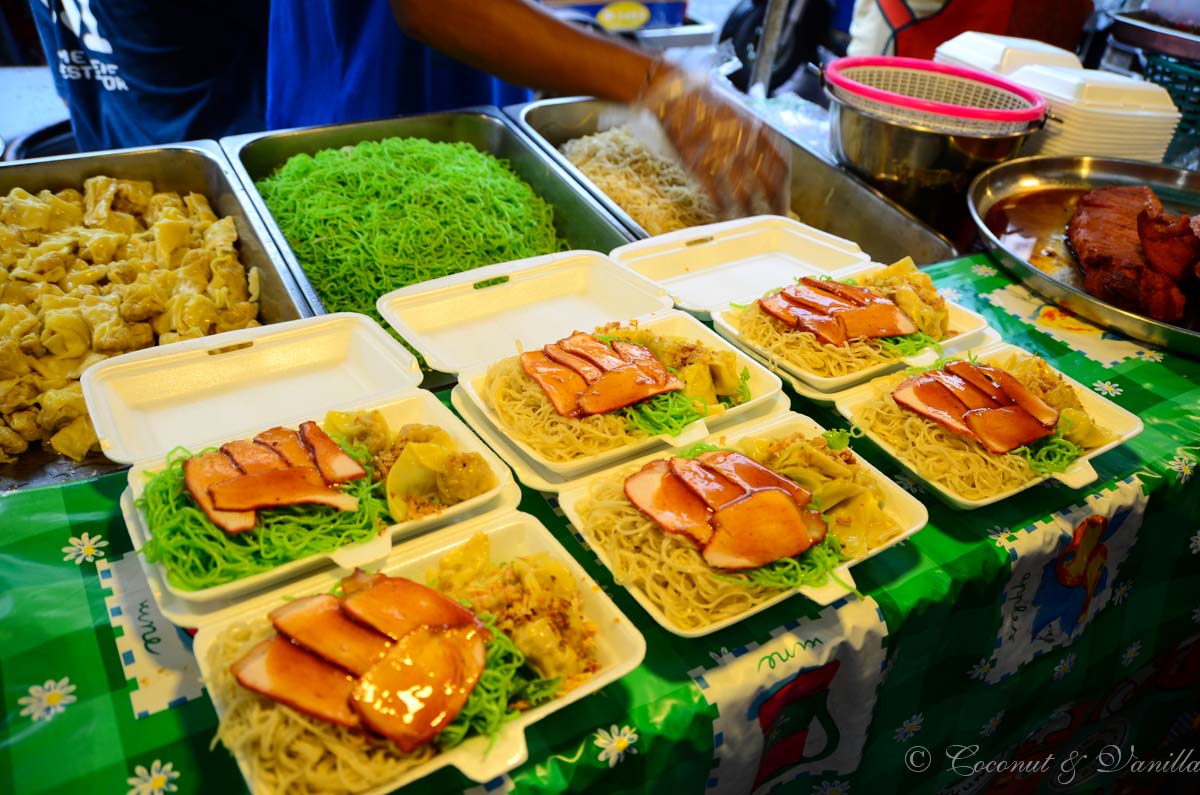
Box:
833;341;1145;510
608;215;872;319
191;509;647;794
124;389;521;610
453;386;792;494
711;298;991;394
555;411;929;638
454;310;784;480
374;250;673;375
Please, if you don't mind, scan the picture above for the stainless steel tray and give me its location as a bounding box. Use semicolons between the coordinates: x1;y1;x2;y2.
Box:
1113;11;1200;62
968;155;1200;358
221;107;634;319
505;96;958;265
0;141;311;491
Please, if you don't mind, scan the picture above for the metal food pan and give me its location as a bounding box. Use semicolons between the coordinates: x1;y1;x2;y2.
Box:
969;154;1200;358
505;96;958;265
221;107;634;318
0;141;311;491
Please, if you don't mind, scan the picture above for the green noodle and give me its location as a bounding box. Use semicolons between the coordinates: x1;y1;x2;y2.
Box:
718;536;848;590
621;390;708;436
256;137;566;349
137;444;388;591
437;615;560;750
877;331;943;358
1014;427;1086;475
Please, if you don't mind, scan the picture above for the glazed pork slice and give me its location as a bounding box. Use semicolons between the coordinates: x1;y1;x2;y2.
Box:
799;277;889;306
255;426;315;468
521;350;587;416
963;405;1055;454
220;439;289;474
543;343;604;383
351;625;487;752
835;303;918;339
974;365;1059;427
208;467;360;512
695;451;811;507
299;421;367;484
944;361;1012;405
232;635;360;727
340;576;478;641
926;370;1002;411
702;490;827;570
624;459;714;546
183;451;256;534
781;283;857;314
758;294;848;346
575;363;681;415
269;594;392;676
668;457;747;510
891;374;975;438
557;331;628;371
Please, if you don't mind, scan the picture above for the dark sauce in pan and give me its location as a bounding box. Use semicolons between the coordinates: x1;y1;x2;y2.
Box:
984;187;1200;332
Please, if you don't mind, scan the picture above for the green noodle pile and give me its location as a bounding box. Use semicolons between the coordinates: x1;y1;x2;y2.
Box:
137;445;388;591
256;137;566;335
437;615;561;750
877;331;943;358
720;536;849;591
621;390;708;436
1015;427;1085;475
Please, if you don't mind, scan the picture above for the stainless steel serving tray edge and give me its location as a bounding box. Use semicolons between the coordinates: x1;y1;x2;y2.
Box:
0;140;312;490
1113;11;1200;62
221;106;634;318
968;154;1200;358
504;96;958;265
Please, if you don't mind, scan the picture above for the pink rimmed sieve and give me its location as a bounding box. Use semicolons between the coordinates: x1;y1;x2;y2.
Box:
825;56;1047;136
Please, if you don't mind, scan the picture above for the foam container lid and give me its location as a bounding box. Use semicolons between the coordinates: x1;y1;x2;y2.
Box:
556;411;928;637
82;313;422;464
934;32;1082;75
1009;65;1179;113
834;340;1144;510
193;509;646;792
608;215;871;319
376;251;672;374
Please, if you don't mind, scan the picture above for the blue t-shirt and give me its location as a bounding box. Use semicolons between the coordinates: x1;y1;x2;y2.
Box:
265;0;532;130
29;0;270;152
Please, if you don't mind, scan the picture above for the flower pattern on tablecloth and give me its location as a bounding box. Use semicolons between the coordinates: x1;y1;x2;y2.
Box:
987;526;1011;547
594;725;638;767
894;475;924;495
1133;349;1164;363
62;531;107;564
1053;654;1075;681
894;713;923;743
940;287;962;302
1190;532;1200;556
980;711;1005;738
1113;581;1132;605
971;264;997;277
1092;380;1123;397
17;677;76;722
968;657;997;681
127;760;179;795
1170;456;1195;485
1122;641;1142;667
812;781;850;795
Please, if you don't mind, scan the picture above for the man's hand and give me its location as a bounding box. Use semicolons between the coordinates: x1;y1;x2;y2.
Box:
641;64;791;218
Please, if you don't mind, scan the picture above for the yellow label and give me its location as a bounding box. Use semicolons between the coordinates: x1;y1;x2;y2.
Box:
598;2;651;31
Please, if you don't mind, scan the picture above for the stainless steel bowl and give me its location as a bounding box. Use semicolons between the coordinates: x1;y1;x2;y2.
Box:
826;88;1038;248
0;141;310;490
506;96;957;264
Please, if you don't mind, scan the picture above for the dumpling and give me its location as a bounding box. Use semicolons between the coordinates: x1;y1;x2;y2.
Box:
36;189;84;231
0;418;29;463
112;180;154;215
202;216;238;252
144;192;185;225
48;415;98;462
2;188;52;231
117;272;169;322
153;210;191;267
207;252;249;307
75;228;126;265
41;304;91;358
80;293;154;352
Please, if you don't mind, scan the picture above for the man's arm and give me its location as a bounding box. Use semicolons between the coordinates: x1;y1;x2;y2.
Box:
391;0;659;103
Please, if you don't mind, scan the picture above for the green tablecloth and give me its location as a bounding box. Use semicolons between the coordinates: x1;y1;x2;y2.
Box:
3;254;1199;795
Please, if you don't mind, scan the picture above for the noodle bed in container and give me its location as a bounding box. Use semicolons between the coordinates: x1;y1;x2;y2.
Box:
835;341;1143;509
556;411;928;636
377;252;787;491
195;510;645;795
83;313;518;627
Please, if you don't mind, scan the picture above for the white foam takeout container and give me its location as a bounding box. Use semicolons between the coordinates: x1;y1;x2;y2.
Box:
377;251;787;489
834;341;1145;510
556;411;929;638
83;313;520;624
193;509;646;794
707;258;991;398
608;215;872;321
